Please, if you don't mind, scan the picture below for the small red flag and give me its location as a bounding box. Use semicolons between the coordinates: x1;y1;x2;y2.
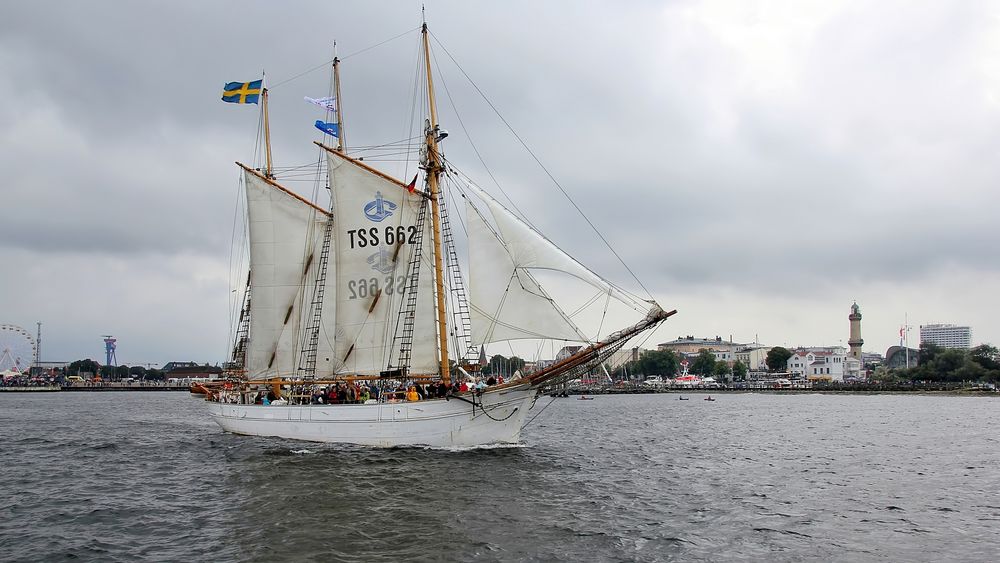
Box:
405;174;418;193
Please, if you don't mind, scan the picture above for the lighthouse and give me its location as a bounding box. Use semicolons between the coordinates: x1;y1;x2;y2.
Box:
848;302;863;361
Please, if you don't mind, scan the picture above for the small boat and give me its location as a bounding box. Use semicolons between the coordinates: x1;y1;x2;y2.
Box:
705;396;715;402
191;381;223;397
678;396;688;400
578;396;594;401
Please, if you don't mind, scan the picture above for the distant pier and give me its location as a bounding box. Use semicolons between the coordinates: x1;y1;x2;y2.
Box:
1;384;192;393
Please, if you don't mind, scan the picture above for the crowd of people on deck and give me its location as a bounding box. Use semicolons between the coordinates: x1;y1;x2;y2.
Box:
215;373;508;405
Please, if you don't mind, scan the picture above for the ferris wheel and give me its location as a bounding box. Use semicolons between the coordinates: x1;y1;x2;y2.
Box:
0;324;36;374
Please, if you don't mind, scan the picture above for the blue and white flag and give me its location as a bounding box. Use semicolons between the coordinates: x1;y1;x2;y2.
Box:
305;96;337;112
314;120;339;137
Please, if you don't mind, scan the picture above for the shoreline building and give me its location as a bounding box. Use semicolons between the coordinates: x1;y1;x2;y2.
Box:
658;336;743;357
658;336;745;373
785;346;860;382
919;324;971;349
885;346;919;369
735;344;771;372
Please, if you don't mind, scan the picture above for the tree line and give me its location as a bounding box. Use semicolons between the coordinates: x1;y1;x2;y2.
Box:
621;343;1000;383
884;343;1000;383
64;359;167;380
622;349;749;380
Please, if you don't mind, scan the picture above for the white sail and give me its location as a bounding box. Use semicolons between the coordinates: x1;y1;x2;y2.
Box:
466;200;586;344
407;214;442;372
307;221;339;378
476;188;638;308
327;152;439;375
244;170;329;378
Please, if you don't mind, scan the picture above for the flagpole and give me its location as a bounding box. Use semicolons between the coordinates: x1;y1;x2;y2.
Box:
904;313;910;368
261;73;274;179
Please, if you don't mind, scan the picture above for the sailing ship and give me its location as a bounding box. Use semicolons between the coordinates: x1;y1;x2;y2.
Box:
206;23;675;447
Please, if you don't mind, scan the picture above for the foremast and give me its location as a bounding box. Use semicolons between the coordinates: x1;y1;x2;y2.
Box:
261;84;274;179
421;22;451;384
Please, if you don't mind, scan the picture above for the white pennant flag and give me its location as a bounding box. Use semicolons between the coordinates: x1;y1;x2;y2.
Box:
304;96;337;112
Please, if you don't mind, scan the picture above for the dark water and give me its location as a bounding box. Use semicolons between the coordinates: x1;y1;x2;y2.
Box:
3;392;1000;562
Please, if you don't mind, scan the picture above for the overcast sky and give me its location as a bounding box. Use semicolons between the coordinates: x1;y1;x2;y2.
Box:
2;1;998;367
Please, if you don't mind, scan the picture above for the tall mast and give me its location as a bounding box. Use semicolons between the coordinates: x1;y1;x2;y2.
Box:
333;49;346;152
262;84;274;179
421;22;451;383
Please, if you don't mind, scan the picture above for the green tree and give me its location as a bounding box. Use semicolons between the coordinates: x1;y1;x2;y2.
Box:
690;349;717;375
766;347;792;372
919;341;942;366
621;360;640;380
952;358;987;382
713;360;730;378
934;349;966;381
732;360;748;380
68;359;100;376
970;344;1000;371
482;355;506;375
636;349;679;377
483;355;524;376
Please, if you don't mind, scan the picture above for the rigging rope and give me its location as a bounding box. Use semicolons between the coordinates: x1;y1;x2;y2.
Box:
522;395;558;429
267;27;421;91
447;392;520;422
428;31;655;301
443;162;649;312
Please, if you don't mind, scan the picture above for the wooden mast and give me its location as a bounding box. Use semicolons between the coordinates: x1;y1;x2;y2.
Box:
333;48;346;152
262;86;274;179
421;22;451;384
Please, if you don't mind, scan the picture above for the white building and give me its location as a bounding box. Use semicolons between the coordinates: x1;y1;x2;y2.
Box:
844;357;863;380
555;345;583;362
919;324;971;349
712;349;735;364
786;348;850;382
735;345;771;371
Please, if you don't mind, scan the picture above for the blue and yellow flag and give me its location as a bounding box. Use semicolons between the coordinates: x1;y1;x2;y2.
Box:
222;80;263;104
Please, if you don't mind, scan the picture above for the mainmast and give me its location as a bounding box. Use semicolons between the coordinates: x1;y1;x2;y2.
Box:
421;22;451;384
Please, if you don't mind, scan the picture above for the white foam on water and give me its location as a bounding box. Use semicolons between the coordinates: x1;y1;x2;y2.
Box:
423;442;529;453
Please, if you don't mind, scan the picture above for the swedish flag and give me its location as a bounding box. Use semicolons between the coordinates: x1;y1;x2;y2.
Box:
222;79;263;104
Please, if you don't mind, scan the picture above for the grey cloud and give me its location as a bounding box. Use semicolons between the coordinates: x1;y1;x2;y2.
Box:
3;0;1000;362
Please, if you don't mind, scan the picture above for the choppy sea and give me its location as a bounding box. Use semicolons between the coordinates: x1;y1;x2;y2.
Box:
2;391;999;562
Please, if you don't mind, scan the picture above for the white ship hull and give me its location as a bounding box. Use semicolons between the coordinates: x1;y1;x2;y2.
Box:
205;385;537;448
